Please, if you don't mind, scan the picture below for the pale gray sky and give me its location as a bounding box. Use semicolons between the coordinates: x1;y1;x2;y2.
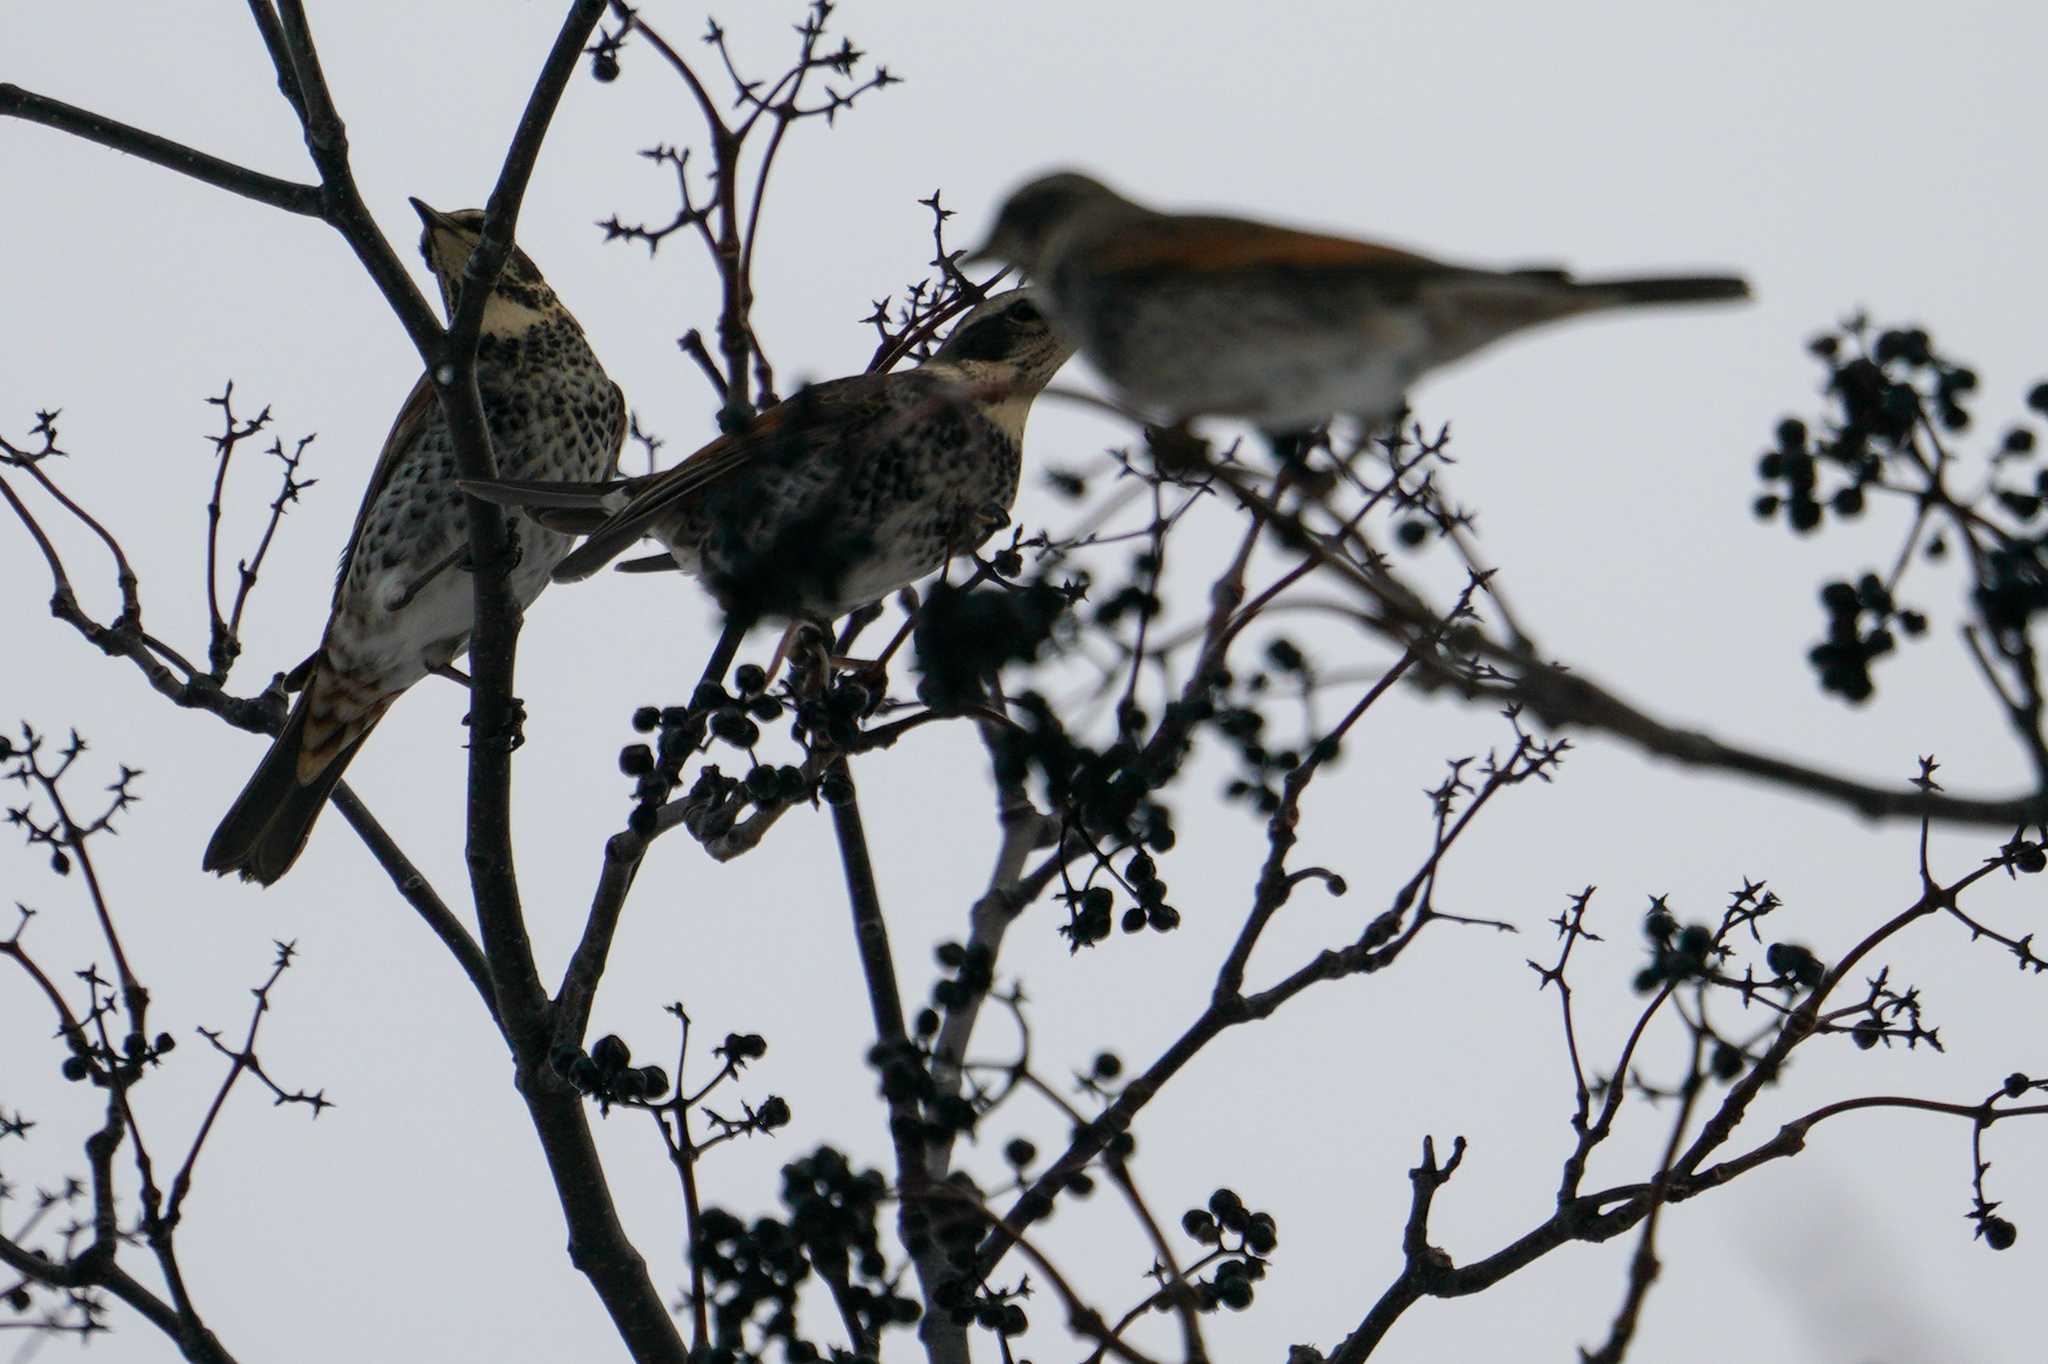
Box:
5;3;2046;1362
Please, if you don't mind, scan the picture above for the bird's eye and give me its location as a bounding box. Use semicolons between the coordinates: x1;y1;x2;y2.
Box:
1009;299;1042;325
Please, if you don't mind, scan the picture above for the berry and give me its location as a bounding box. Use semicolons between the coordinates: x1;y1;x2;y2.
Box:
591;1034;631;1072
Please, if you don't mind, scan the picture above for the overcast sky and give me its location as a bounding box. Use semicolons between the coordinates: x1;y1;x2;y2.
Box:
6;3;2047;1362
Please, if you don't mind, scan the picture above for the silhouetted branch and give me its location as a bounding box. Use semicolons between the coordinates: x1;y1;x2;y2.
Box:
0;83;321;215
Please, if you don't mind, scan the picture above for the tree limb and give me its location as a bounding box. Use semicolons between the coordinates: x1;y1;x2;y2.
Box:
0;83;322;215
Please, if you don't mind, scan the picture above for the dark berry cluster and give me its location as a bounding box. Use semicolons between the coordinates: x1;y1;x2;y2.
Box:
716;1030;770;1066
1205;645;1319;816
1063;882;1116;947
57;1024;176;1088
1763;941;1824;990
1059;848;1180;951
996;689;1179;875
1633;898;1718;993
911;940;994;1046
1755;321;2048;706
780;1147;919;1340
551;1033;670;1112
691;1206;810;1352
1977;1211;2019;1252
1752;416;1835;532
1810;573;1925;703
675;761;804;843
1116;850;1177;935
1010;1165;1097;1231
791;674;879;752
1177;1187;1277;1311
1081;1049;1125;1098
1755;326;1980;534
1219;715;1309;819
1973;1184;2021;1252
2002;835;2048;876
929;1253;1030;1338
1001;1136;1037;1175
867;1037;974;1145
1093;551;1163;630
621;669;813;840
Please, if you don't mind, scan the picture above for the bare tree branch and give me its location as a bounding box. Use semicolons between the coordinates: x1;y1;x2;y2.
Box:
0;83;321;215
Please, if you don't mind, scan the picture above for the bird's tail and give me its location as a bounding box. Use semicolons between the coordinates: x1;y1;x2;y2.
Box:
1575;274;1751;306
202;671;387;886
458;476;630;535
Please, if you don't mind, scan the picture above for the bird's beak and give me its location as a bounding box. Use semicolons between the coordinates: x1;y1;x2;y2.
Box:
409;197;452;229
961;229;1005;268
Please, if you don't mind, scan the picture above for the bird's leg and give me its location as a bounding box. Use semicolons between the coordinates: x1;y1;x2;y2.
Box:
253;667;298;728
833;600;888;658
827;591;914;704
658;621;749;768
390;544;468;610
698;619;747;695
758;621;807;690
774;622;841;702
461;691;526;754
431;664;473;688
856;595;919;672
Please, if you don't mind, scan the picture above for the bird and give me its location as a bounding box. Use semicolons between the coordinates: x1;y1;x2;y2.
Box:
968;171;1749;433
461;288;1071;674
202;200;626;885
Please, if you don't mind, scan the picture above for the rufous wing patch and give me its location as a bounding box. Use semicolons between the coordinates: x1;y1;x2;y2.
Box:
1089;216;1453;276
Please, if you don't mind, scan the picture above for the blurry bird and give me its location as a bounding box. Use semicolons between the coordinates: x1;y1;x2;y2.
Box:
969;171;1749;432
203;200;626;885
462;288;1070;673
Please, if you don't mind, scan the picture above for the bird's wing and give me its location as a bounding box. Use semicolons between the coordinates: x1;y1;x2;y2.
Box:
1087;213;1459;283
332;372;439;607
551;372;893;583
456;475;630;534
456;378;635;534
613;552;685;574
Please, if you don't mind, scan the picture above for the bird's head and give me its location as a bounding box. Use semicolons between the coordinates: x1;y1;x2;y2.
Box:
967;171;1133;275
409;199;559;327
929;288;1074;393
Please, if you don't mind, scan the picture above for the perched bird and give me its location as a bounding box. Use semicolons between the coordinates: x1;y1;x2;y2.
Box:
463;289;1070;651
203;201;626;885
969;171;1749;432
